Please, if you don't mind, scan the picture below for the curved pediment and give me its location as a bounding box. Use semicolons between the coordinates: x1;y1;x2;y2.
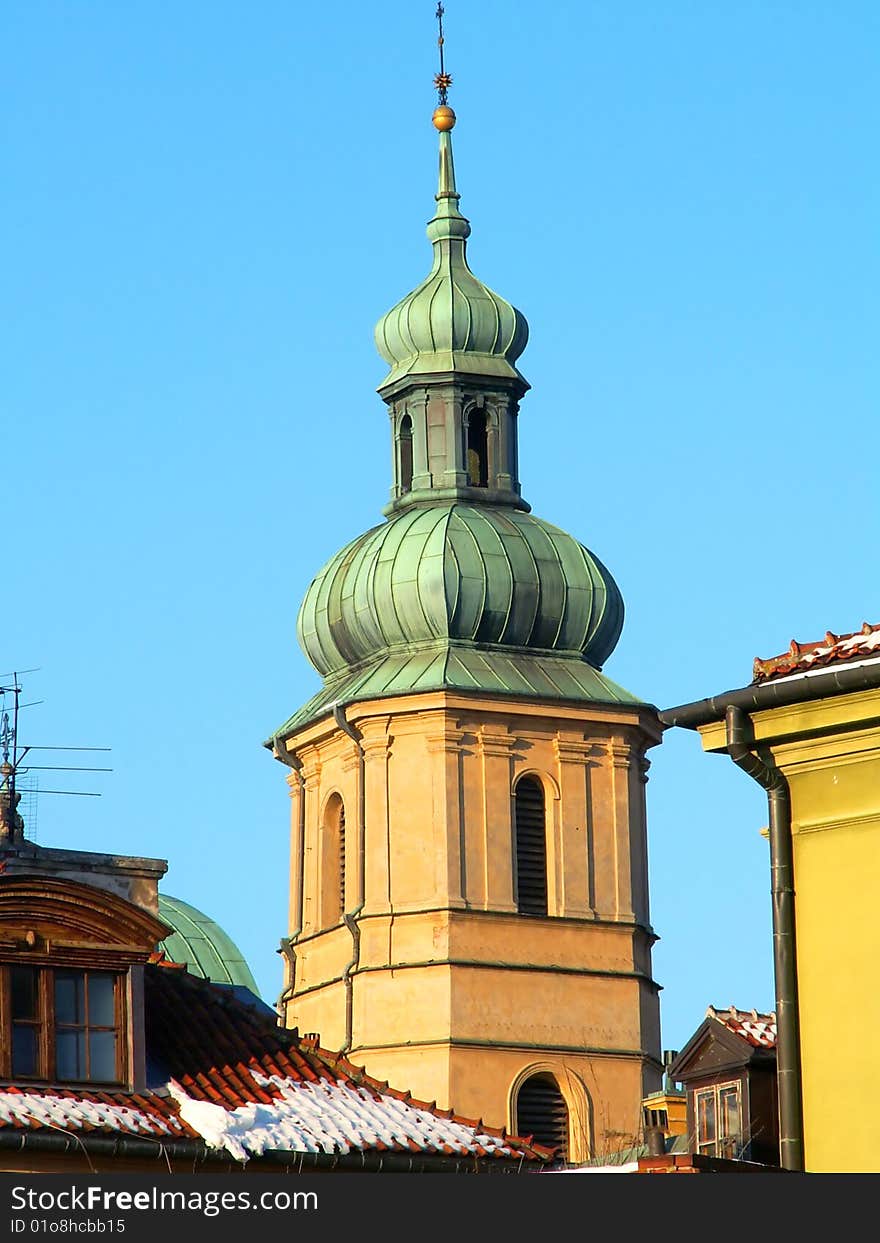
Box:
0;875;170;955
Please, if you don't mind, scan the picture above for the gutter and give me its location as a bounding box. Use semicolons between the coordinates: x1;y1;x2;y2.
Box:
660;658;880;731
724;705;804;1172
332;702;366;1055
271;739;306;1025
0;1129;215;1164
0;1129;541;1174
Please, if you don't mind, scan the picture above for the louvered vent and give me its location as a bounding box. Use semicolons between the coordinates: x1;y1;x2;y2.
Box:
516;1075;568;1159
514;777;547;916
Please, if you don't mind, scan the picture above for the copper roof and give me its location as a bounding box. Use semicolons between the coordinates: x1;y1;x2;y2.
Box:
753;621;880;684
706;1005;777;1049
0;962;551;1165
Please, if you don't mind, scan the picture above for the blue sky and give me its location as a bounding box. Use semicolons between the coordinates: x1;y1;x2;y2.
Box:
4;1;878;1059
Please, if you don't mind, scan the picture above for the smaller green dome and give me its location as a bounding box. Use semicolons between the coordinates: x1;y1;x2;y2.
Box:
158;894;260;997
374;127;529;393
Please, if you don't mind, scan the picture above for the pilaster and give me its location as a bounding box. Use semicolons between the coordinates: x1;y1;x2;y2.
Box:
553;734;602;918
478;724;518;912
426;718;468;908
609;740;636;922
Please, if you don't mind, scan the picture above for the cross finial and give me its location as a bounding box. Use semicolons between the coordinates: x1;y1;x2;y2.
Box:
434;3;453;105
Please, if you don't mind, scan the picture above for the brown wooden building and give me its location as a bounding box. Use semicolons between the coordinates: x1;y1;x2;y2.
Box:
668;1006;779;1167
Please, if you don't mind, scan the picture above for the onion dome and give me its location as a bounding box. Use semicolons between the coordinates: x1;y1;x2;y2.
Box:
298;503;623;678
374;115;529;394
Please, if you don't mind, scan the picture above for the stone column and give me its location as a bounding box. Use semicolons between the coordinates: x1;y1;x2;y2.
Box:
286;768;305;939
360;722;392;915
478;724;518;912
609;739;636;921
442;387;468;488
426;717;468;908
411;389;433;491
494;394;515;493
295;752;322;981
554;735;601;918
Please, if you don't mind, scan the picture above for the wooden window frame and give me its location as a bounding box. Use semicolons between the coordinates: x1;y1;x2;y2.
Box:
0;963;127;1087
694;1079;743;1158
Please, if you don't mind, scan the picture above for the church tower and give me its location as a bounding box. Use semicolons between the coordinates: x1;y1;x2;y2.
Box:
269;38;662;1161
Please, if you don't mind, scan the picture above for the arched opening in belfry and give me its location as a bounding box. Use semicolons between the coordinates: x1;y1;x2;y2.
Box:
466;409;489;487
321;794;346;927
515;1073;569;1160
398;413;413;494
514;776;548;917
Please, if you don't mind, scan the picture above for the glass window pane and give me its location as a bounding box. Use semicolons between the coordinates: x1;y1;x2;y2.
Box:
12;1025;38;1076
88;1031;118;1082
696;1091;716;1143
55;972;84;1025
720;1086;741;1143
56;1030;86;1080
11;967;38;1020
87;974;116;1027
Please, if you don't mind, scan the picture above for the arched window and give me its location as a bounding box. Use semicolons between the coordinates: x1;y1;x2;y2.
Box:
514;777;547;916
321;795;346;927
516;1074;569;1159
398;414;413;494
466;409;488;487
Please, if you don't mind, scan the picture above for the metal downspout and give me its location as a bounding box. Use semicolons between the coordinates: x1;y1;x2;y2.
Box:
332;702;366;1055
272;739;305;1025
725;704;804;1171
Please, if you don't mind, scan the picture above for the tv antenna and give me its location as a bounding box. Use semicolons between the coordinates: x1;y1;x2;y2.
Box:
0;672;112;847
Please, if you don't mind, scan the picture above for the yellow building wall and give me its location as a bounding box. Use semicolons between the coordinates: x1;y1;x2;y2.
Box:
700;688;880;1173
278;690;663;1161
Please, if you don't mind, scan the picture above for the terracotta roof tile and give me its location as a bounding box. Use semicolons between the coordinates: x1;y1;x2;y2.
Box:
753;621;880;683
0;963;551;1165
707;1005;777;1048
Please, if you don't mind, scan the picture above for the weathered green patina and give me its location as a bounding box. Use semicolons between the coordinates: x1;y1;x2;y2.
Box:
374;129;529;393
158;894;260;996
299;502;622;674
269;116;646;745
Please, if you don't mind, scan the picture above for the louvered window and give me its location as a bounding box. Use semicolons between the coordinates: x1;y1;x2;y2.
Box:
514;777;547;916
516;1074;568;1159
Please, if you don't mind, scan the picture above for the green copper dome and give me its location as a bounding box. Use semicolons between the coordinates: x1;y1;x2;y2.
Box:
298;503;623;677
158;894;260;997
268;106;645;747
374;130;529;393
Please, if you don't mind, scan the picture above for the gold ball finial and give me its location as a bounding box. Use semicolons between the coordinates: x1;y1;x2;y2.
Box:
433;105;456;131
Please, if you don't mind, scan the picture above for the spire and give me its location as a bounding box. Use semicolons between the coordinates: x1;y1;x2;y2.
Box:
373;13;528;397
372;5;530;514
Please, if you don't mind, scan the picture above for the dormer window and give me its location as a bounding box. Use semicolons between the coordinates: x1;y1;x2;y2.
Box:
3;964;126;1084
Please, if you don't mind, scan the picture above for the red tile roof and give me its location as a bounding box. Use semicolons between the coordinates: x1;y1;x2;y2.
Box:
706;1005;777;1049
0;962;552;1165
753;621;880;683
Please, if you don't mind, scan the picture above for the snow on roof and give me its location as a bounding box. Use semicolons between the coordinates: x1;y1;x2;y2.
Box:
168;1073;521;1163
707;1005;777;1049
753;621;880;684
0;1088;186;1138
0;963;551;1166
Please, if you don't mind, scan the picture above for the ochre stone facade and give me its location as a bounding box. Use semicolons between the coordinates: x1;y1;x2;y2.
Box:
277;691;662;1161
